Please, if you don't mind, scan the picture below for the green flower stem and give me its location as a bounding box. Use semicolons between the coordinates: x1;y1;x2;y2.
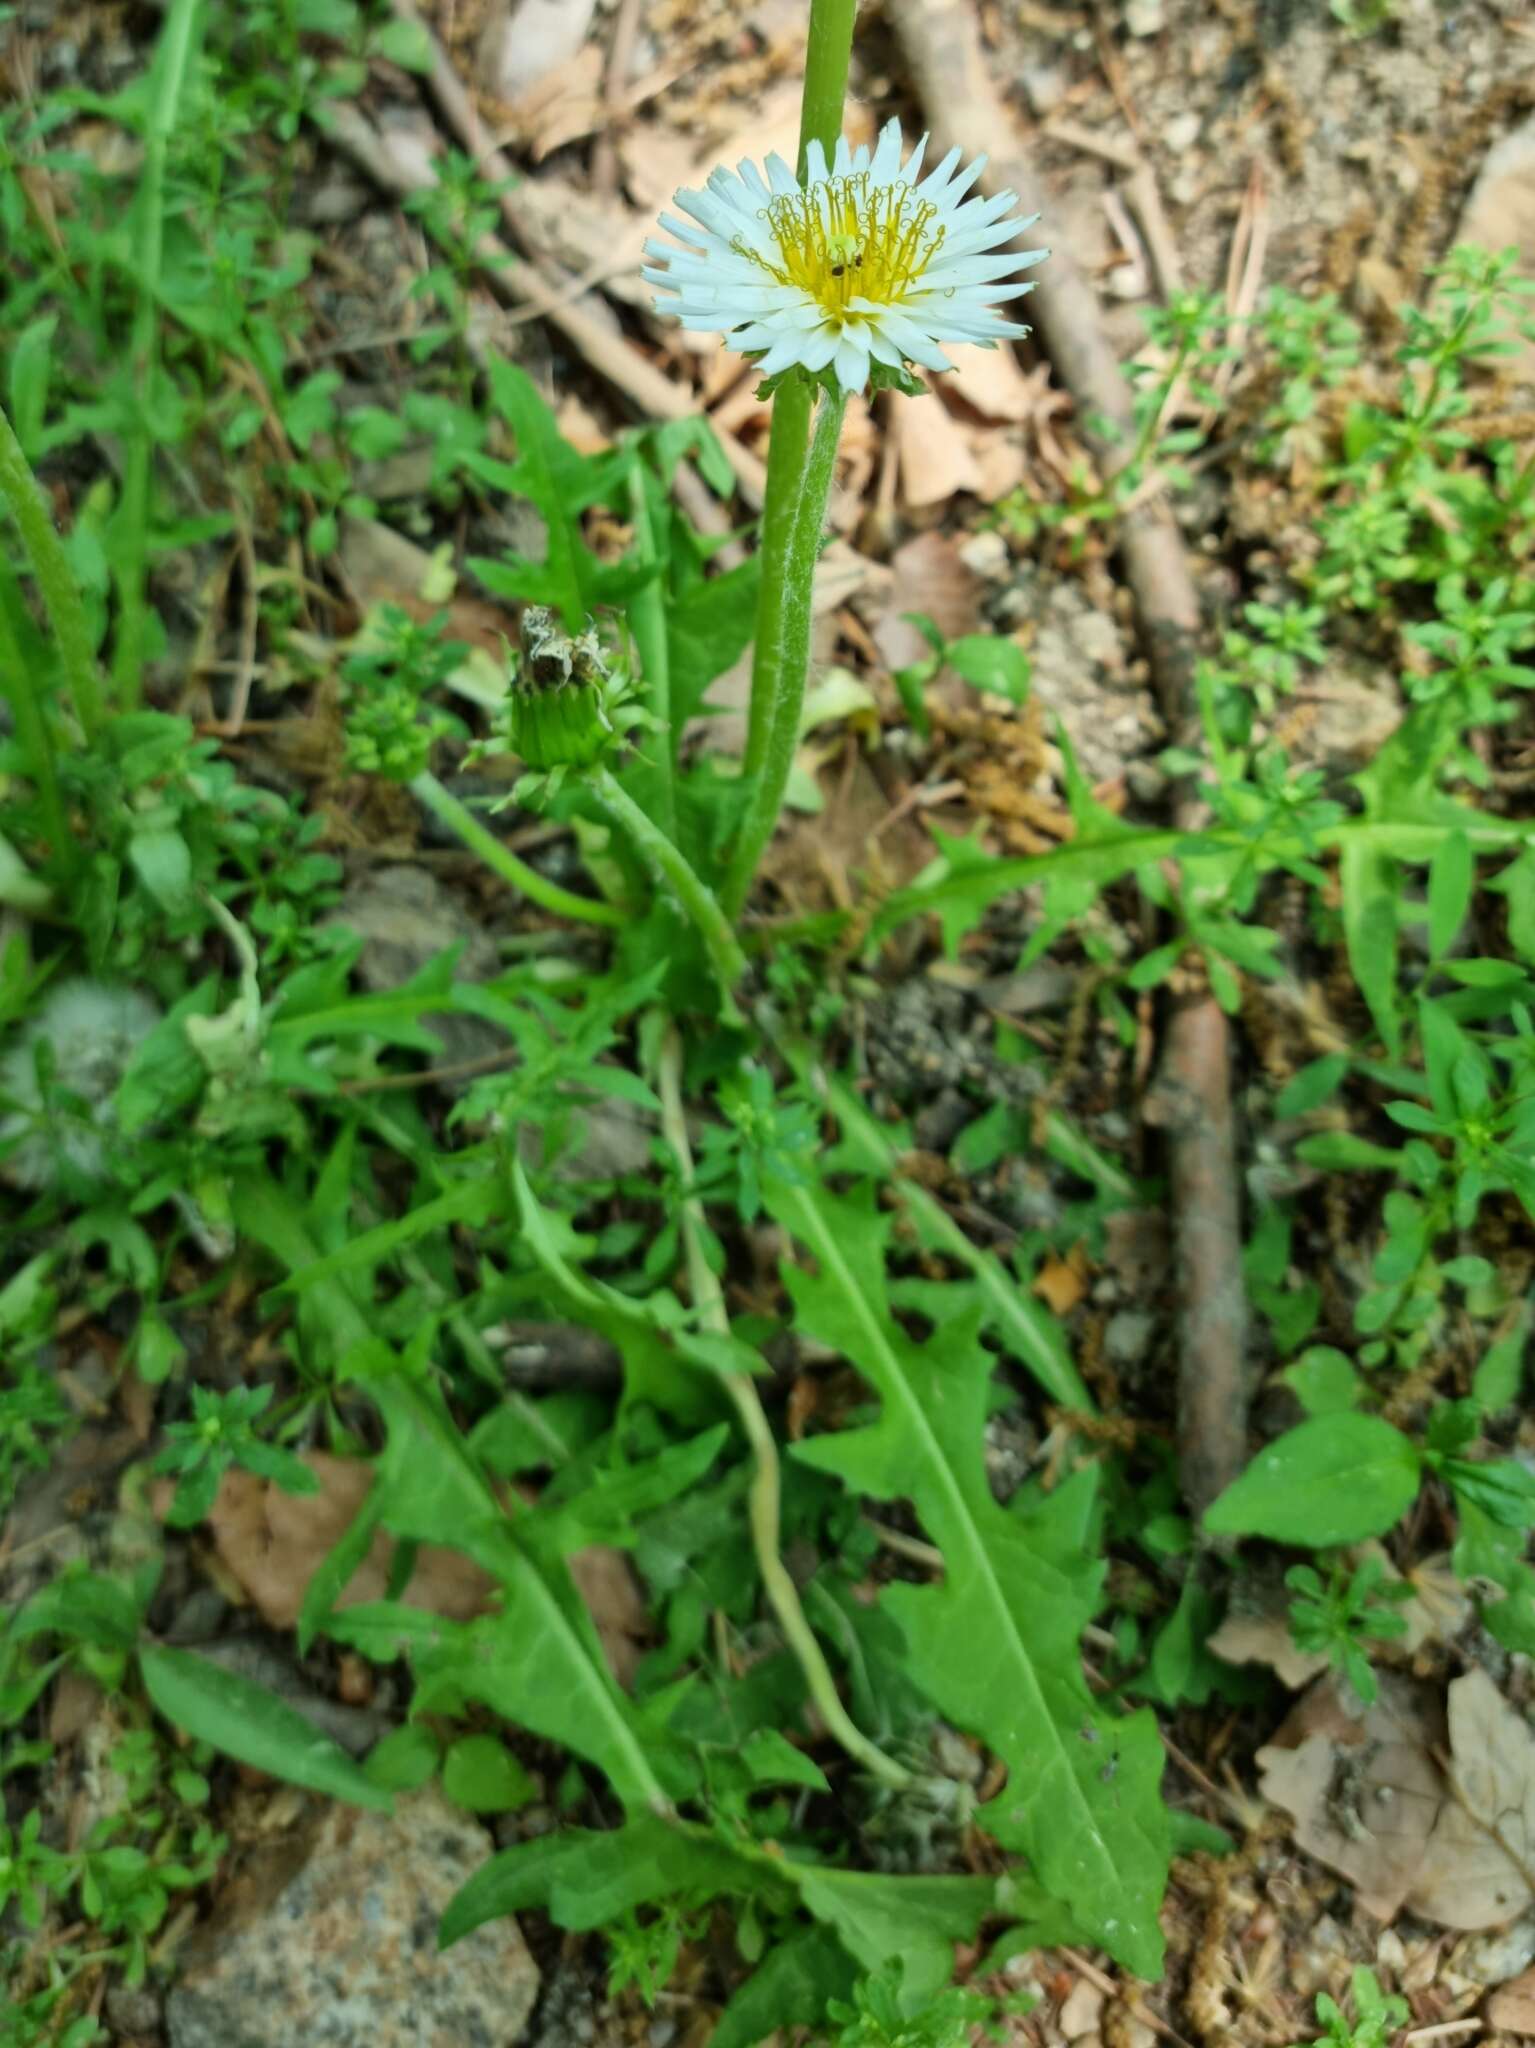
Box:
728;0;857;914
739;379;813;789
409;770;624;929
112;0;202;707
797;0;859;177
591;766;748;1008
655;1025;912;1792
625;466;677;844
0;579;67;867
0;398;105;746
722;389;847;917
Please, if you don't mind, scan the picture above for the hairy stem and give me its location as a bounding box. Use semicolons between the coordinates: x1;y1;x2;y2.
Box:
409;770;624;928
798;0;859;178
722;390;847;917
592;766;747;1011
655;1025;912;1791
730;0;858;906
739;383;813;792
0;399;105;747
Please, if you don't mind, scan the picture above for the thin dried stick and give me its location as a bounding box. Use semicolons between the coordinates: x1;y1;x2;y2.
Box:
1056;1949;1197;2048
886;0;1249;1520
591;0;644;196
1209;161;1269;411
1124;161;1184;302
339;7;768;505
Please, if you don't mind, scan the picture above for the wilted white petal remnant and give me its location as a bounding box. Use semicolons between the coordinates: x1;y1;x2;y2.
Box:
644;118;1048;396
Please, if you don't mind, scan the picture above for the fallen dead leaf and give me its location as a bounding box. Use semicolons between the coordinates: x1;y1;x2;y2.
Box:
891;386;984;509
615;122;699;214
516;43;609;162
567;1543;648;1690
1208;1605;1331;1691
884;385;978;509
479;0;600;107
193;1455;646;1687
1489;1966;1535;2034
1408;1669;1535;1931
1033;1247;1089;1317
1258;1673;1446;1922
501;170;652;310
760;748;932;914
555;392;612;453
200;1457;496;1632
940;344;1050;425
967;429;1029;504
871;531;981;674
1402;1551;1475;1652
337;515;514;659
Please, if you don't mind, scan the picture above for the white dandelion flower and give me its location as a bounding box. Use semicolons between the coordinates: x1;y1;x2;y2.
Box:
643;116;1048;397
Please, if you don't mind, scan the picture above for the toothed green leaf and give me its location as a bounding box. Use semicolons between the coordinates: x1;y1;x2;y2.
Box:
765;1181;1169;1978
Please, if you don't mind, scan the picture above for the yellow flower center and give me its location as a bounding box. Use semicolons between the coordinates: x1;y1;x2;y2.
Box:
738;173;944;321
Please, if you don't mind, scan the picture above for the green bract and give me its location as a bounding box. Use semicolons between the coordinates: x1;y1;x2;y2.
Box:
485;607;653;803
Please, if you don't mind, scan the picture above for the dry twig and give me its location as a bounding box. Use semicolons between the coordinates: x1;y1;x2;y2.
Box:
886;0;1249;1519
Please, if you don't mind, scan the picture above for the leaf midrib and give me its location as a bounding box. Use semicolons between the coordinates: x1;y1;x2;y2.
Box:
781;1187;1127;1910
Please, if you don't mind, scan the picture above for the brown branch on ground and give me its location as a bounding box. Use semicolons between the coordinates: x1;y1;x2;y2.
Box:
884;0;1249;1519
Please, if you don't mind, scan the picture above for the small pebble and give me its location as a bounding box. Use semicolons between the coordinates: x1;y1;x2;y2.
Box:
1126;758;1170;804
1461;1911;1535;1987
1021;63;1068;116
958;528;1010;580
1164;111;1201;154
1106;1309;1157;1368
1123;0;1164;33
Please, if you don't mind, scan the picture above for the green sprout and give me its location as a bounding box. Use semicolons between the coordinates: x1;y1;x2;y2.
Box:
151;1382;318;1527
1291;1967;1408;2048
1284;1556;1411;1703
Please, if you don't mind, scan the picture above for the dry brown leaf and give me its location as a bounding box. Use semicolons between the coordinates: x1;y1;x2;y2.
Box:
759;750;931;913
1058;1979;1105;2039
1489;1966;1535;2034
1033;1248;1088;1316
1407;1669;1535;1931
197;1456;646;1688
516;42;607;161
1402;1551;1475;1652
615;123;701;215
891;387;984;509
567;1544;648;1690
555;392;611;453
203;1457;496;1633
1257;1673;1445;1921
1208;1607;1330;1691
967;429;1028;503
478;0;599;101
871;532;981;673
503;171;652;310
337;516;514;657
940;343;1045;424
696;82;823;192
